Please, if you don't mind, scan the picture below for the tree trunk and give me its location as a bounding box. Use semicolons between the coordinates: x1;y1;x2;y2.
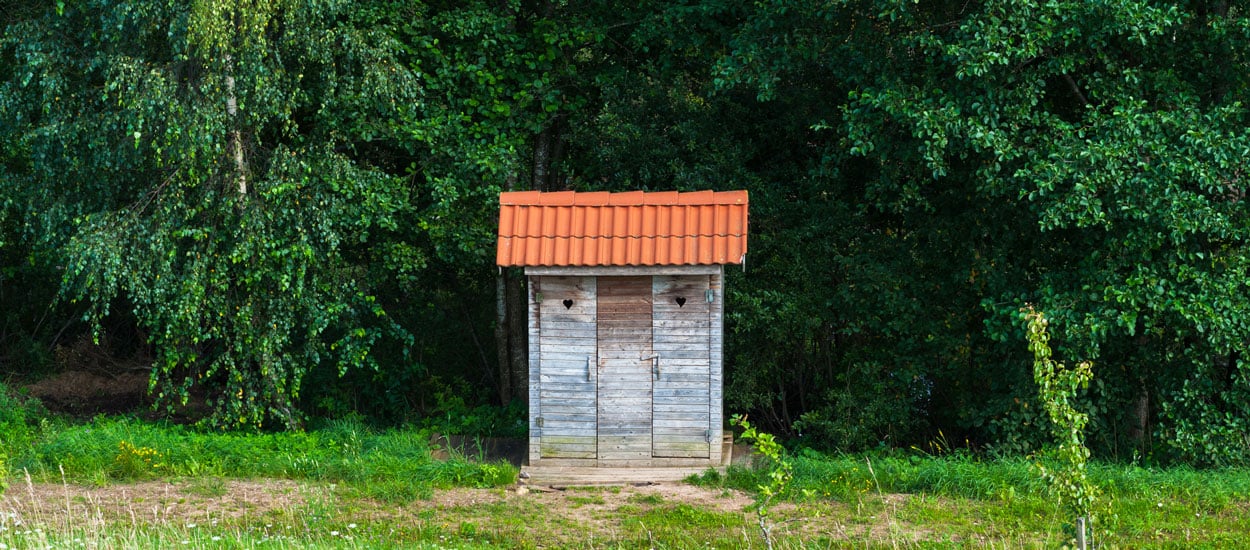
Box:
224;55;247;196
507;270;528;404
494;269;513;405
1131;378;1149;454
533;124;554;191
548;114;568;190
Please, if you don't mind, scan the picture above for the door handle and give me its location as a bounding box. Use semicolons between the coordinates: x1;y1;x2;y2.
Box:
586;355;593;382
643;354;661;380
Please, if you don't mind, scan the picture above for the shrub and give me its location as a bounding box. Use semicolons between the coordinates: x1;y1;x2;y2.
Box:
0;381;46;455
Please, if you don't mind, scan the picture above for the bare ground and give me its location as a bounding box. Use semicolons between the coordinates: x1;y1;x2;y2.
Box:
0;477;940;546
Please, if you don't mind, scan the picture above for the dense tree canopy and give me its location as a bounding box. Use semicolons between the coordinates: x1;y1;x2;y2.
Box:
4;0;1250;464
1;0;421;428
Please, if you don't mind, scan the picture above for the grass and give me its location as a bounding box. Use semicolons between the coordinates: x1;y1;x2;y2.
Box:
2;450;1249;548
692;451;1250;548
5;415;516;500
2;406;1250;547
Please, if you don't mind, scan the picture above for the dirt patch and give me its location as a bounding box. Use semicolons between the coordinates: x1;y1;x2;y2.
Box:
0;478;942;546
25;370;152;416
0;478;784;544
14;332;168;418
0;478;310;529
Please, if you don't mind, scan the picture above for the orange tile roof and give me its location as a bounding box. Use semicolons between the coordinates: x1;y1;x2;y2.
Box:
496;190;749;267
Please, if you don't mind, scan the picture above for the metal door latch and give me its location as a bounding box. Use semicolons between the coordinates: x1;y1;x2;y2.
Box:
643;354;661;380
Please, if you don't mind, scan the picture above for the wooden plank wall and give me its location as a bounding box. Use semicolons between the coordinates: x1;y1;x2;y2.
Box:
652;275;712;458
596;276;654;460
528;268;725;467
535;276;598;458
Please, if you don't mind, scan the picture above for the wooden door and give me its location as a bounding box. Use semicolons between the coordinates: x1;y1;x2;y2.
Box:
652;275;712;458
596;276;654;460
536;276;597;458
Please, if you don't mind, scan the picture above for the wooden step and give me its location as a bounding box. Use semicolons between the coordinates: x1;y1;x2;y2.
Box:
519;465;723;487
517;433;735;487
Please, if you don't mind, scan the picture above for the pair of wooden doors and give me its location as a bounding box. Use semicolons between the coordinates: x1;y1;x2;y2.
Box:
536;275;711;461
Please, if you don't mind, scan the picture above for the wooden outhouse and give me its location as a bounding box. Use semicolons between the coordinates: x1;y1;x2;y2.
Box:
497;190;748;472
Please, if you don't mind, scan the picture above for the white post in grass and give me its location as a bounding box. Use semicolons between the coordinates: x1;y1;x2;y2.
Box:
1075;516;1087;550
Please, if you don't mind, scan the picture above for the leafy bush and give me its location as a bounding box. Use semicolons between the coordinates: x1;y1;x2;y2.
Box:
1157;370;1250;467
1023;306;1097;528
0;381;47;456
419;384;526;439
792;374;920;452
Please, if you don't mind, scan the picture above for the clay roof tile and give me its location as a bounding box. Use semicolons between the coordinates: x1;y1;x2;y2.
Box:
496;190;749;266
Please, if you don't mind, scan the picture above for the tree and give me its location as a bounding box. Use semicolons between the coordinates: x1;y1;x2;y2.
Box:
390;0;603;404
0;0;420;428
716;0;1250;461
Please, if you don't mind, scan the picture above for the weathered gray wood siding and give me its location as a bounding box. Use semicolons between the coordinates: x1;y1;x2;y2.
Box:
534;276;597;458
652;275;712;458
528;267;725;466
596;276;654;460
708;268;724;465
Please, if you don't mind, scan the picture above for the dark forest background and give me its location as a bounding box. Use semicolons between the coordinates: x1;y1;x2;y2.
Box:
4;0;1250;466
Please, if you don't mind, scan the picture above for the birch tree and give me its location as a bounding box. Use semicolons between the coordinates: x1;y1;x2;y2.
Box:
0;0;419;427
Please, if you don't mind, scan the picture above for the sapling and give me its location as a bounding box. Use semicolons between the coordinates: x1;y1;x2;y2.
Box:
1023;305;1098;549
731;414;792;550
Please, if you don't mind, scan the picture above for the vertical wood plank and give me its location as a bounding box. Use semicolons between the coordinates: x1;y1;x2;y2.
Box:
709;268;724;464
597;276;654;460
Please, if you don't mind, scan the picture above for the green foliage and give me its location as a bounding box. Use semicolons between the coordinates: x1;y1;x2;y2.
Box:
1;0;421;428
731;414;793;549
6;0;1250;468
392;1;600;263
0;381;47;458
418;382;526;439
1158;370;1250;467
710;0;1250;461
1024;306;1098;535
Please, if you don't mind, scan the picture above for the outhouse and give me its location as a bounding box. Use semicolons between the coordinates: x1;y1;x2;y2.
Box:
497;190;748;471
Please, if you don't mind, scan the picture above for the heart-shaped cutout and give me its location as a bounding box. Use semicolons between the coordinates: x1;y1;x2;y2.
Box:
562;299;574;309
675;296;686;307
